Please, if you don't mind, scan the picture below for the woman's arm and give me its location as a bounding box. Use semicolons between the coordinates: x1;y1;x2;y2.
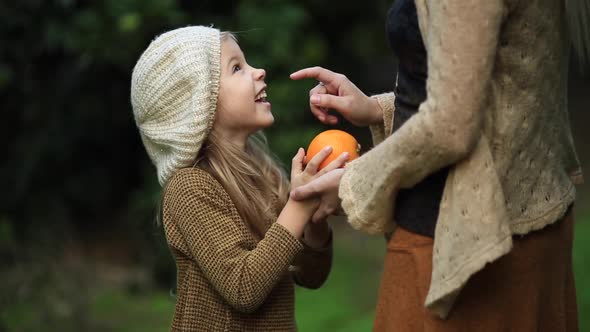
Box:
339;0;505;234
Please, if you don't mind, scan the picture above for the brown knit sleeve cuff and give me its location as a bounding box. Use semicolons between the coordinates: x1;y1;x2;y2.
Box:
289;227;333;289
300;227;333;253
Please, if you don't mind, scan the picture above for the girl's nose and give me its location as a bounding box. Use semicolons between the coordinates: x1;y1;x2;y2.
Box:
253;68;266;80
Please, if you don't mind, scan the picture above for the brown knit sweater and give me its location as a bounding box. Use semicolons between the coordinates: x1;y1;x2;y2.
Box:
162;167;332;331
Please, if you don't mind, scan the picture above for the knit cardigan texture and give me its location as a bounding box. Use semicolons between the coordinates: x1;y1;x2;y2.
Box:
163;167;332;331
341;0;583;318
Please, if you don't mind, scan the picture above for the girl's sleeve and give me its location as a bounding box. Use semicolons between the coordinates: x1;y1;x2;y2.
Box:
164;169;303;313
339;0;504;234
289;230;333;289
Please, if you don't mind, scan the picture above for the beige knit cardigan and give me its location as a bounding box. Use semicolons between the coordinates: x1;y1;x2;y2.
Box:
339;0;583;319
163;168;332;331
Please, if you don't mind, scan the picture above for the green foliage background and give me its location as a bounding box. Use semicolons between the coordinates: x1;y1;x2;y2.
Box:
1;0;588;331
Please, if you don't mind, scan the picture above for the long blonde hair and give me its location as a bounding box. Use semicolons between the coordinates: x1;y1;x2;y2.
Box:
190;31;290;239
195;130;289;239
566;0;590;67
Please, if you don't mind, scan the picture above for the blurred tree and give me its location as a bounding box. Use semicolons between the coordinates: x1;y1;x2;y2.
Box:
0;0;393;250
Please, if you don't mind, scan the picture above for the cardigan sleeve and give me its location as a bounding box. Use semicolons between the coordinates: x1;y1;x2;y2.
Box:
164;168;304;313
289;229;333;289
369;92;396;146
339;0;504;234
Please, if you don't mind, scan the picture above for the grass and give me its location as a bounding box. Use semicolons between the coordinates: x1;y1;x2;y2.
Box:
4;214;589;331
294;226;384;331
88;291;175;331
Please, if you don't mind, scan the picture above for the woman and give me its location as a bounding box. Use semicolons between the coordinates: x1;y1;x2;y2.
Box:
290;0;588;330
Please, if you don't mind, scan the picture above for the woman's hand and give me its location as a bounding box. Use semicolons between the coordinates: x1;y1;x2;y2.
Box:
290;168;345;222
290;66;383;127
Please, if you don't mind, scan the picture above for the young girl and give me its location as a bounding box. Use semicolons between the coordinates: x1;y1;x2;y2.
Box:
131;26;348;331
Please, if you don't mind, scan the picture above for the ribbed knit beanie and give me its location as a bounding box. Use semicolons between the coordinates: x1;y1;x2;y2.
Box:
131;26;221;186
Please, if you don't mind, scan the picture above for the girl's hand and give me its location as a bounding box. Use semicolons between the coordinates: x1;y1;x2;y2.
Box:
290;146;349;189
289;147;348;217
277;147;347;239
290;66;383;127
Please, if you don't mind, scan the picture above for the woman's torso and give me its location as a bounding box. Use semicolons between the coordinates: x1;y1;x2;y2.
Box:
387;0;450;238
390;0;581;234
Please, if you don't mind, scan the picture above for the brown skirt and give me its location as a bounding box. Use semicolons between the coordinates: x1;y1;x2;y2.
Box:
373;207;578;332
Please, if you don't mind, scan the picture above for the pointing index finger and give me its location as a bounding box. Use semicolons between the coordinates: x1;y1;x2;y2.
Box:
290;67;339;88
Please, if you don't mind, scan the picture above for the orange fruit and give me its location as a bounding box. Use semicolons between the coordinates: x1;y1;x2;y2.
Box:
306;130;360;170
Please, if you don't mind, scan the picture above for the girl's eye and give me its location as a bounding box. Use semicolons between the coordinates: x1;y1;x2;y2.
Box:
232;64;241;73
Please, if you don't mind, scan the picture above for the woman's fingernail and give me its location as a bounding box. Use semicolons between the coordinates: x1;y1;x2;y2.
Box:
342;152;349;159
324;146;332;152
311;95;320;105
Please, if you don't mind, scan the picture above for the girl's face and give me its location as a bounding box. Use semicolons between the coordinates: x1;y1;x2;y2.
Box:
215;37;273;146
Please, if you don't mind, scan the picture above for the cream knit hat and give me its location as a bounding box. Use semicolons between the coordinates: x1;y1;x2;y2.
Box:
131;26;221;186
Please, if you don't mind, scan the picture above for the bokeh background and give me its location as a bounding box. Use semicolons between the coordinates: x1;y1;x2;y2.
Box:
1;1;588;331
